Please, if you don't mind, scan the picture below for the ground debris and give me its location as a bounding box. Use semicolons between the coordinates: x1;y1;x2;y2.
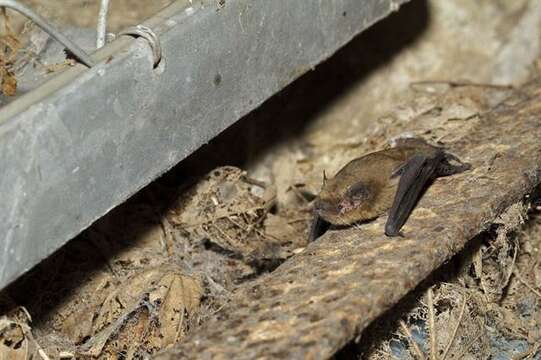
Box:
155;78;541;360
0;8;22;96
71;264;202;358
359;199;541;360
2;1;541;358
0;305;50;360
166;166;308;267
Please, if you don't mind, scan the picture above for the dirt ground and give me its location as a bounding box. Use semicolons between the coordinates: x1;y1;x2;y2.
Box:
1;0;541;359
8;0;174;32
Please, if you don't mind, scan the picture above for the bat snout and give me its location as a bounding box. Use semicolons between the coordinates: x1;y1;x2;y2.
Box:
338;197;364;215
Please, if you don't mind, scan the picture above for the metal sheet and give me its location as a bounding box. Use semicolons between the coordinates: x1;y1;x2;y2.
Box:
0;0;408;289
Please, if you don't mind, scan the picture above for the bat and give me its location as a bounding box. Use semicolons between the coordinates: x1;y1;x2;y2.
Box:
309;138;470;241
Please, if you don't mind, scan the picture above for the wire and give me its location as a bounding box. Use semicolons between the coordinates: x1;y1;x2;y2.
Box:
96;0;110;49
0;0;94;67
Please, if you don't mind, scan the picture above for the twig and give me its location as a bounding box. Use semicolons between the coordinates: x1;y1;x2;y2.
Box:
180;206;272;228
58;351;76;359
241;175;267;189
288;184;311;204
512;342;541;360
14;308;50;360
452;328;483;359
376;349;401;360
410;80;514;90
210;222;237;246
1;6;13;34
441;294;467;360
174;303;186;343
159;216;175;257
399;320;426;360
514;267;541;299
287;216;312;224
226;212;256;243
204;273;229;296
96;0;110;48
427;288;438;360
502;238;519;290
38;349;51;360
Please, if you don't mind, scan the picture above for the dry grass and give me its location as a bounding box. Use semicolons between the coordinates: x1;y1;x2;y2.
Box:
1;0;541;358
356;201;541;360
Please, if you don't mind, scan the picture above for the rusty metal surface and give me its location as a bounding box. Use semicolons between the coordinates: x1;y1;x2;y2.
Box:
155;80;541;360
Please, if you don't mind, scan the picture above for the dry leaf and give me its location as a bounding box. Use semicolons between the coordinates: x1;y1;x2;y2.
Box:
0;307;44;360
0;317;27;360
0;13;22;97
0;70;16;96
75;264;202;358
151;271;201;347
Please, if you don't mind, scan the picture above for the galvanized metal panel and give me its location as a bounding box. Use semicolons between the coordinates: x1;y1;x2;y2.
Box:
0;0;409;289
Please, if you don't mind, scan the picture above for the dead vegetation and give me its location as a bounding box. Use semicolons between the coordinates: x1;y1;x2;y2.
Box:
1;0;541;359
3;77;541;360
165;166;308;269
0;0;174;99
0;163;312;358
0;7;76;99
350;200;541;359
0;8;22;96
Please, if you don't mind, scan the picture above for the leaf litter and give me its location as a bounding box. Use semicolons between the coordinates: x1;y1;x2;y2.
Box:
0;161;312;359
0;78;538;360
2;0;541;358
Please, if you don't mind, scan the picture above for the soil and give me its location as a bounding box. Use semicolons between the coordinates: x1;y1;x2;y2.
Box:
1;0;541;359
9;0;174;32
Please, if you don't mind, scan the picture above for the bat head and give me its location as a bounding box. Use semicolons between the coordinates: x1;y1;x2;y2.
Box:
314;170;374;225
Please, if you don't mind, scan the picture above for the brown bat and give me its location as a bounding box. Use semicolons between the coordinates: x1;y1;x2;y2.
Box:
310;138;470;240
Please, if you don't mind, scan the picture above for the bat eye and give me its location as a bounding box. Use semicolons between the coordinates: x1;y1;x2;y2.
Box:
314;199;337;213
346;183;368;201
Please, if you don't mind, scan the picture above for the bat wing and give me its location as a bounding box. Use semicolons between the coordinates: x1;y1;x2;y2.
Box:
385;154;441;236
309;211;330;242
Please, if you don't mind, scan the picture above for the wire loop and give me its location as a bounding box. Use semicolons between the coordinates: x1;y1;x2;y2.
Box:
118;25;162;68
